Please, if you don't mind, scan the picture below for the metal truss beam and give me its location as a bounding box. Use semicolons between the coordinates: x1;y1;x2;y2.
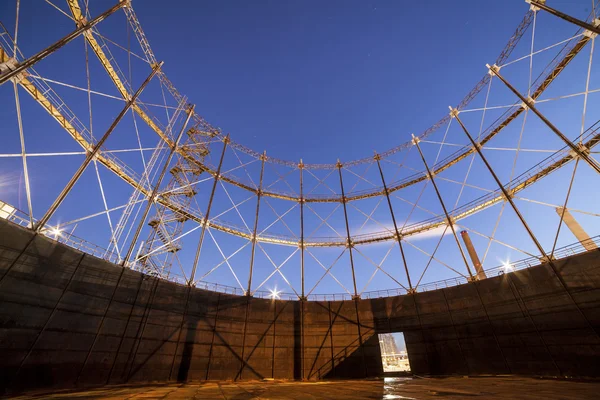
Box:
529;1;600;35
247;151;266;294
452;109;551;263
189;136;229;285
35;62;163;232
489;64;600;175
412;136;475;280
123;104;195;265
0;2;125;86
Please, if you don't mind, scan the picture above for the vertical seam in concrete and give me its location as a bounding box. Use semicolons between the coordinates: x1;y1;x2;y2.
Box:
411;293;431;373
205;293;221;381
306;302;335;380
106;270;146;384
9;252;86;389
271;300;276;379
168;285;193;381
236;296;252;380
328;301;335;379
353;298;367;378
118;275;157;380
440;288;470;375
75;261;130;384
471;281;512;374
124;276;161;382
505;273;562;376
301;299;305;380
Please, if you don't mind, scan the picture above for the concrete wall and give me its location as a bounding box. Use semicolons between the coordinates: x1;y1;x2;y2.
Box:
1;218;599;393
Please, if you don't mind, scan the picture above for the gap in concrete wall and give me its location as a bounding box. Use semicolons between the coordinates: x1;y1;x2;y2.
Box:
378;333;410;373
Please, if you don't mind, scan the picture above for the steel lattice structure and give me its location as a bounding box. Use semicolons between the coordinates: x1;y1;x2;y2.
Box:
1;0;600;300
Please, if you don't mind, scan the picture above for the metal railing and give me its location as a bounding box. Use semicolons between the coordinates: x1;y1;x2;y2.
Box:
3;204;598;302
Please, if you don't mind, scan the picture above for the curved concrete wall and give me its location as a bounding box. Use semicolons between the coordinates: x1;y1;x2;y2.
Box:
1;218;599;394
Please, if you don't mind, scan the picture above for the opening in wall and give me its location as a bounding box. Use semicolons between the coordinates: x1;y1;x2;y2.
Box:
378;333;410;373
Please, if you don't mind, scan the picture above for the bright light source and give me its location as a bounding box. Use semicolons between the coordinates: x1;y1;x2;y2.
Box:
269;287;281;300
50;227;62;238
502;260;514;273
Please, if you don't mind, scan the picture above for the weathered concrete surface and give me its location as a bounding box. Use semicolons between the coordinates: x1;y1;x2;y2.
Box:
1;218;600;394
8;377;600;400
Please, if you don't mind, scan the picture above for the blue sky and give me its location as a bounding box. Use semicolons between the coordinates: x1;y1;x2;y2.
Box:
1;1;599;297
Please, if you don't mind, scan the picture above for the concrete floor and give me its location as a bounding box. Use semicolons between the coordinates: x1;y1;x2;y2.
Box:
6;377;600;399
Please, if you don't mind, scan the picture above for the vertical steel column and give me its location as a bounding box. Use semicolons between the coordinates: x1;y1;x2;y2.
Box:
121;103;194;266
452;110;551;262
124;276;162;382
555;207;598;251
74;105;192;384
336;161;366;376
460;230;487;280
36;63;163;233
488;65;600;175
375;154;414;292
529;1;600;35
336;161;359;298
0;2;125;86
411;136;475;280
299;160;306;300
247;151;266;295
453;109;600;340
189;135;229;285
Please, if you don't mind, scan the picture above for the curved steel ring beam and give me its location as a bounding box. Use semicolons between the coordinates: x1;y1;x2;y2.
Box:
7;7;593;248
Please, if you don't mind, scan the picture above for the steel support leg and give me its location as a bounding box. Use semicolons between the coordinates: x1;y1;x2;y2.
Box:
529;1;600;36
337;161;359;298
375;155;414;292
122;104;195;266
35;63;163;233
452;109;552;262
488;64;600;175
452;109;600;340
299;160;306;300
247;152;266;295
189;136;229;285
411;136;475;280
0;2;125;86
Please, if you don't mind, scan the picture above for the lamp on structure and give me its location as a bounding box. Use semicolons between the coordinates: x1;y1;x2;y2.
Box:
269;288;281;300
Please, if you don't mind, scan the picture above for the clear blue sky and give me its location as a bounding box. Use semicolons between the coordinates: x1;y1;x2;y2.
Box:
1;1;599;297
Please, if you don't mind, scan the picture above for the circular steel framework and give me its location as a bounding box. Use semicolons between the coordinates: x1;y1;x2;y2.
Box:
1;0;600;300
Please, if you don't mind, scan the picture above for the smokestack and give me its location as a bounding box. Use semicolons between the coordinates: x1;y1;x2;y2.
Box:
555;207;598;251
460;230;487;280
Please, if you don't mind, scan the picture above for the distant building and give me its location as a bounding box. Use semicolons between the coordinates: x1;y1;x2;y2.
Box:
379;333;399;356
378;334;410;372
